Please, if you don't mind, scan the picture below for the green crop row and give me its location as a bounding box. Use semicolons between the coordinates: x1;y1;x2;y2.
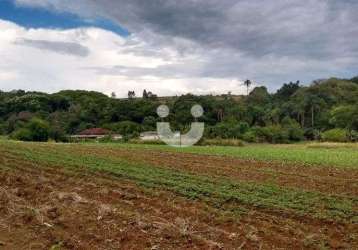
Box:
1;140;356;222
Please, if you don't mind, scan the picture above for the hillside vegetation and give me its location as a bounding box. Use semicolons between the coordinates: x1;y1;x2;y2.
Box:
0;77;357;143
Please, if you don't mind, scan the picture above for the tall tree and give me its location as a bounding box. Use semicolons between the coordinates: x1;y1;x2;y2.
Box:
243;79;252;95
128;91;136;99
143;89;148;99
275;81;301;101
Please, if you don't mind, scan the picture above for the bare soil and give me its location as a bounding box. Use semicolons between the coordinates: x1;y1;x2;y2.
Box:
77;147;358;197
0;151;357;249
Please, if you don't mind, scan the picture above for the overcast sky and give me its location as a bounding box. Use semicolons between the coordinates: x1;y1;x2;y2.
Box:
0;0;357;97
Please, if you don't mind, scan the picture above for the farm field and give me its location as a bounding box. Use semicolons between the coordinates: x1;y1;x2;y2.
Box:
0;140;357;249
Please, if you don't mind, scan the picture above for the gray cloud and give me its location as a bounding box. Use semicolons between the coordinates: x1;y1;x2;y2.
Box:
17;1;358;54
15;38;90;57
14;0;358;88
86;62;204;79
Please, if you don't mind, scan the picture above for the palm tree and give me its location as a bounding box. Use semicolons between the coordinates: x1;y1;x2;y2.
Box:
243;79;252;95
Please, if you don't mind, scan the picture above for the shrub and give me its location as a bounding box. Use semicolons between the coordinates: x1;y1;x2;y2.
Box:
11;128;33;141
287;125;305;141
206;122;250;139
350;130;358;142
27;118;50;141
242;130;258;143
11;118;50;142
281;117;305;141
254;126;289;143
267;126;289;143
304;128;321;141
49;125;67;142
321;129;348;142
105;121;141;136
206;123;231;139
236;122;250;136
142;116;157;131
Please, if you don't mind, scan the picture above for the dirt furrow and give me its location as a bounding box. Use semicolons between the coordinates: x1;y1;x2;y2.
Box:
76;147;358;196
0;155;357;249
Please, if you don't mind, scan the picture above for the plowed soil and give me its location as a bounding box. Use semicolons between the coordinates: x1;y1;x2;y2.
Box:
76;146;358;197
0;153;357;249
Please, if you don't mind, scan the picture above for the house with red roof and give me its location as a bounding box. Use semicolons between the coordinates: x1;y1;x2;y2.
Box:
70;128;122;141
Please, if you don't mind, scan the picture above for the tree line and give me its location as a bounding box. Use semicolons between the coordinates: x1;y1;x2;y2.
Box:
0;77;357;143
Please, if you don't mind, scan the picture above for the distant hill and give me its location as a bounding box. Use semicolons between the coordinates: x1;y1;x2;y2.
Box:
0;76;357;143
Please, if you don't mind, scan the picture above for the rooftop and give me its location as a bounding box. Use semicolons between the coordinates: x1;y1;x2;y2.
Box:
79;128;112;136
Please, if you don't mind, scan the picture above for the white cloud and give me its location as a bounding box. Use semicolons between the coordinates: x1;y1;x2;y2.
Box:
3;0;358;98
0;71;18;81
0;19;248;97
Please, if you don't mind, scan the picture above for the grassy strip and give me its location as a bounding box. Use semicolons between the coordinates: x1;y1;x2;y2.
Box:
1;141;357;222
99;143;358;169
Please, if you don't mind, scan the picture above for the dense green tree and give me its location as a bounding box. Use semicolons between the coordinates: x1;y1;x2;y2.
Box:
12;118;50;142
275;81;301;101
142;116;157;131
247;86;270;106
349;76;358;85
27;118;50;142
11;128;33;141
322;129;348;142
105;121;141;136
330;105;358;130
0;76;357;143
281;117;305;141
